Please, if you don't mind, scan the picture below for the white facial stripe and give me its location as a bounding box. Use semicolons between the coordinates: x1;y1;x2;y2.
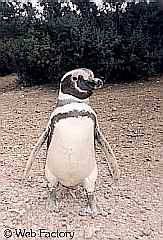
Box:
74;81;88;93
61;68;94;82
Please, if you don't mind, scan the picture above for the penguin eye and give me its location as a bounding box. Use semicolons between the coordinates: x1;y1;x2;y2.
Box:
78;75;84;81
73;77;77;81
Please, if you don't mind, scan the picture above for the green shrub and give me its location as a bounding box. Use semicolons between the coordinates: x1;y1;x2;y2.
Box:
0;0;162;85
0;40;16;76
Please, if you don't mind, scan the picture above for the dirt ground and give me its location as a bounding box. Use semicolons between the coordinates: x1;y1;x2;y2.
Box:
0;75;162;240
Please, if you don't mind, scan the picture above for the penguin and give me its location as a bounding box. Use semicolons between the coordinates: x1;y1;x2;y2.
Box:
24;68;120;217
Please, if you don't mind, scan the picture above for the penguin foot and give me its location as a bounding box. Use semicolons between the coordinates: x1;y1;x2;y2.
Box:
79;204;98;218
47;189;59;212
79;205;110;218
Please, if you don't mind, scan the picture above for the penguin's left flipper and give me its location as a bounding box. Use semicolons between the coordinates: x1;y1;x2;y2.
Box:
95;123;120;181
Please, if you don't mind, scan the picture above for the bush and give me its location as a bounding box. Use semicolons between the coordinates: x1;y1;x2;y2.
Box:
0;0;162;86
0;40;16;76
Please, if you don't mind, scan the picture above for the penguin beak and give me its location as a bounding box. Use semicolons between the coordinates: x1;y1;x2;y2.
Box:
83;78;103;90
93;78;103;89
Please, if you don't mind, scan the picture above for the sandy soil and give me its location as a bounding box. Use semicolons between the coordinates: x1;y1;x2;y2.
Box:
0;75;162;240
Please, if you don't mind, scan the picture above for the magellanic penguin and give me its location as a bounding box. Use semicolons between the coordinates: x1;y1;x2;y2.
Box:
24;68;120;217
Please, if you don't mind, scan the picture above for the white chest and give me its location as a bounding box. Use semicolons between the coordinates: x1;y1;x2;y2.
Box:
46;117;96;186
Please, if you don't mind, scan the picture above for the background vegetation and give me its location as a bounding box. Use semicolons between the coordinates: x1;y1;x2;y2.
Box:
0;0;162;86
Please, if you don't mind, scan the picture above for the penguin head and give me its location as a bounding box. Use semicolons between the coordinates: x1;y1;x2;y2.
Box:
59;68;103;100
